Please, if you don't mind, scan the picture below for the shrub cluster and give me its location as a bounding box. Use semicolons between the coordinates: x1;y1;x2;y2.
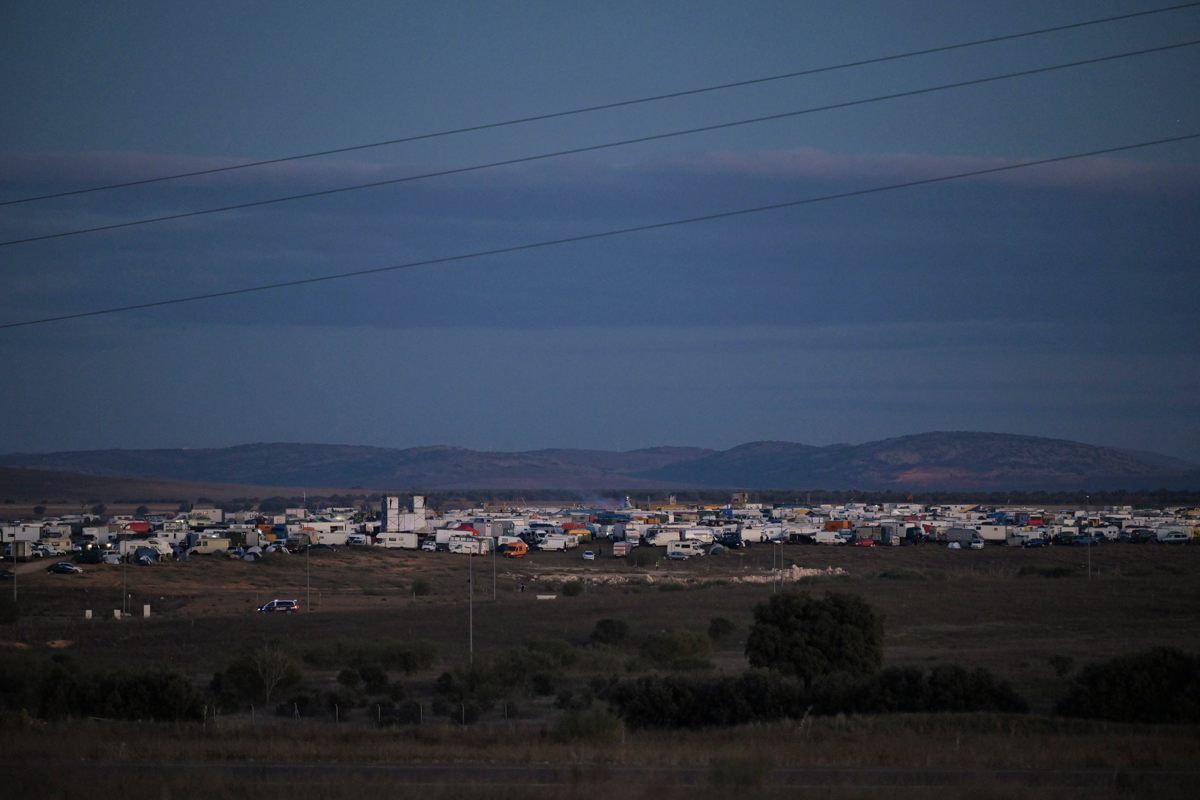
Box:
430;638;578;722
1056;647;1200;723
640;630;712;669
606;665;1027;729
0;654;202;722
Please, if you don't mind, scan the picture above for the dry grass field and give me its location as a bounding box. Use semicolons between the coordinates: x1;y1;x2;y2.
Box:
5;540;1200;797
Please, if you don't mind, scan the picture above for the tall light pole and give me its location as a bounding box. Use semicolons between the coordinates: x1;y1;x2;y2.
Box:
491;539;496;601
306;538;311;611
1085;494;1091;581
468;551;474;665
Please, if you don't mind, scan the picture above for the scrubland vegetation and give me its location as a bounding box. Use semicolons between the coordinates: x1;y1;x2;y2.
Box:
2;542;1199;795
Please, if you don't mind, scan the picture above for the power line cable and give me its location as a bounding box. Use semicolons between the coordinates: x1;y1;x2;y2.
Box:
3;38;1196;249
3;1;1197;207
3;132;1195;331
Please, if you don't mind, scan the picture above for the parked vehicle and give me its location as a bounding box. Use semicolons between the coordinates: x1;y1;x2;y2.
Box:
420;538;437;552
257;598;300;613
666;551;690;561
539;533;575;551
499;541;527;559
582;550;595;561
666;539;705;558
46;562;83;574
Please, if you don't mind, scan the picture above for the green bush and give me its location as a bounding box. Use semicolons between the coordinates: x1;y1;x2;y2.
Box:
411;578;431;596
358;663;389;693
640;630;711;669
1056;647;1200;723
1047;654;1074;678
590;618;630;646
562;580;583;597
745;592;882;683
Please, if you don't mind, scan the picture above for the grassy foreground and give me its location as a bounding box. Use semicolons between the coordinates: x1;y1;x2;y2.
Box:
5;542;1200;797
5;711;1199;798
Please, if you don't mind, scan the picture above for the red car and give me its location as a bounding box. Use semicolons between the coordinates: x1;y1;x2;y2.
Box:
852;538;877;548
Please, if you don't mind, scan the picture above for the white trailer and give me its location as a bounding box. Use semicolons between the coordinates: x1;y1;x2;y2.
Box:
449;534;492;554
680;527;715;544
377;532;418;549
974;524;1009;543
191;536;230;555
666;539;706;557
540;533;576;551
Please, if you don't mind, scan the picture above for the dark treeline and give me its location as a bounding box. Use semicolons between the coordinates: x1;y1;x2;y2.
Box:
419;488;1200;509
604;666;1028;729
29;488;1200;513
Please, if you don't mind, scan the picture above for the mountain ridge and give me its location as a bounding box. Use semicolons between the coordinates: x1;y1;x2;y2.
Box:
0;433;1195;491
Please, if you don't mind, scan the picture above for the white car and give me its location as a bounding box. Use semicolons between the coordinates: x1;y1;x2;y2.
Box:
582;550;595;561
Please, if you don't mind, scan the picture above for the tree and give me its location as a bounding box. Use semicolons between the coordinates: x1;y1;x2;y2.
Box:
224;642;302;705
135;505;150;518
744;592;883;683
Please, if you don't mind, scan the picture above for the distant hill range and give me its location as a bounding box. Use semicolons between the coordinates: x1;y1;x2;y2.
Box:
1;433;1197;491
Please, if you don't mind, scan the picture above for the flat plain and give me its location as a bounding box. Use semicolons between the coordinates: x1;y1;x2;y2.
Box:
4;540;1200;798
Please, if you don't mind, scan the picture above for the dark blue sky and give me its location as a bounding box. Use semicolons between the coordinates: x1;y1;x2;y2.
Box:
2;1;1198;459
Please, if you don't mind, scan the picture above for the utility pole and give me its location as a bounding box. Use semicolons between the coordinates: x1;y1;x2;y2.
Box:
306;538;311;610
1085;494;1091;581
492;539;496;601
468;551;474;665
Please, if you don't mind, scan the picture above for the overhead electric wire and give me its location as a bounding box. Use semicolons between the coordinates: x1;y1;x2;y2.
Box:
3;38;1196;249
2;132;1196;332
3;1;1198;208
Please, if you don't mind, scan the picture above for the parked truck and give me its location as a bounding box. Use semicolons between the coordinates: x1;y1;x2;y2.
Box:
449;533;493;555
539;533;576;551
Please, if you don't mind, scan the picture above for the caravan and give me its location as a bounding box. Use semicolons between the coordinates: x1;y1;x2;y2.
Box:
666;539;706;558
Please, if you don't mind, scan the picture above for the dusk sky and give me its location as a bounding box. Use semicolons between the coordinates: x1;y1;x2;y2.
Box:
2;1;1198;460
